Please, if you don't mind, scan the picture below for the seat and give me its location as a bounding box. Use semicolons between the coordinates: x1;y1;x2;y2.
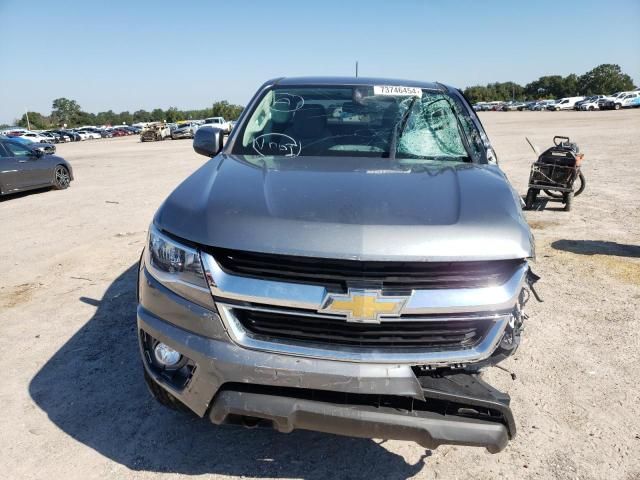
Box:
284;104;334;155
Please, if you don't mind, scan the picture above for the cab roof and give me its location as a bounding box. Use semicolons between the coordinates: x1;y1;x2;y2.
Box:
270;76;449;92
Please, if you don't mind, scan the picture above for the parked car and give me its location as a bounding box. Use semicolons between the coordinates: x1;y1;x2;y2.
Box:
578;96;605;111
574;95;605;110
515;101;533;111
109;128;128;137
597;91;630;109
600;92;640;110
69;130;90;140
171;122;199;140
547;97;585;111
531;100;554;111
57;130;81;141
76;129;101;140
203;116;231;133
139;76;537;453
141;123;171;141
14;131;51;143
36;132;60;144
501;101;526;111
0;136;72;195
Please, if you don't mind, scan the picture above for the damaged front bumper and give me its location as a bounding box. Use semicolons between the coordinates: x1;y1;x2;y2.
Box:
209;374;514;453
138;267;516;452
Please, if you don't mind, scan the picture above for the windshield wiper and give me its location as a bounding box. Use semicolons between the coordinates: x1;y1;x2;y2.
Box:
388;97;418;161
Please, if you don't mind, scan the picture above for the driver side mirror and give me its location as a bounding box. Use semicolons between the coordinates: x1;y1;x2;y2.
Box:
193;126;224;157
32;148;44;158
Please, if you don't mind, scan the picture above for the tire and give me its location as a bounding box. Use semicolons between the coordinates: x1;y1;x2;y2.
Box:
563;191;573;212
589;106;594;111
53;165;71;190
525;188;538;210
143;369;190;413
614;103;621;110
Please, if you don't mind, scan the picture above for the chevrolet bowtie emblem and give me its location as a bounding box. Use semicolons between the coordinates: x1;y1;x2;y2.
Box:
320;289;410;323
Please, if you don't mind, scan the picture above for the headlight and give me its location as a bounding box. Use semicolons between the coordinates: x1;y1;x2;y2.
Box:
144;225;215;309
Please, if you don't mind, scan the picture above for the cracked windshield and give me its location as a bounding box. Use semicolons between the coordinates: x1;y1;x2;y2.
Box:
235;86;482;164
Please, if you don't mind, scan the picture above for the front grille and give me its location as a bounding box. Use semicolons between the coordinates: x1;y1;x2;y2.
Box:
212;249;523;291
233;307;494;349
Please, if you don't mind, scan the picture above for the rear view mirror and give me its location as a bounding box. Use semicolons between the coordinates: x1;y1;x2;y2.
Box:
32;148;44;158
193;127;224;157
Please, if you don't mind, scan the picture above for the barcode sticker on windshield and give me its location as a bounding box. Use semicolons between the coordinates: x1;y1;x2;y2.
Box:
374;85;422;97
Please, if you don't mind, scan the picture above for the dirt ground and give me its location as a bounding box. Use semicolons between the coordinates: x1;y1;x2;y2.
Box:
1;110;639;480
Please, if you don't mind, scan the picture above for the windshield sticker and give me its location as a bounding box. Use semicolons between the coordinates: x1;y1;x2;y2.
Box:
374;85;422;97
252;133;301;157
271;93;305;112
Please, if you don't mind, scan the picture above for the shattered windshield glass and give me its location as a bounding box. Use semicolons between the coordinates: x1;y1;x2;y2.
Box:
232;85;482;163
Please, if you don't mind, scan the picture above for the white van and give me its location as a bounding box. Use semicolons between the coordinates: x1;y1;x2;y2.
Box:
547;97;585;111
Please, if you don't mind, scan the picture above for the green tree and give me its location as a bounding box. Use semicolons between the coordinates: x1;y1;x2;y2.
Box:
17;111;50;129
151;108;165;121
165;107;180;123
211;100;243;120
74;111;97;126
118;111;133;125
578;64;635;95
524;75;566;99
463;82;525;103
560;74;580;97
133;110;151;122
52;98;81;126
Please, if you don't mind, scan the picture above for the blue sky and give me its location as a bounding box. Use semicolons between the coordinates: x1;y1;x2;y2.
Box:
1;0;638;124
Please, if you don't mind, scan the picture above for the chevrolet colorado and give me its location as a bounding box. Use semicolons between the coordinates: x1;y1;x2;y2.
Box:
137;77;536;453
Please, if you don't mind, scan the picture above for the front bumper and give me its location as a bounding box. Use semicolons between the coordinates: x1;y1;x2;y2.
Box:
137;268;516;452
171;131;193;139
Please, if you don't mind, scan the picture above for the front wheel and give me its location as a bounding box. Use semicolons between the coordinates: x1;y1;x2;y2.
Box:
53;165;71;190
614;103;621;110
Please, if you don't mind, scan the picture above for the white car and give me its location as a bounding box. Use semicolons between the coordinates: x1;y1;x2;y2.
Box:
77;129;101;140
71;130;90;140
597;91;632;109
617;92;640;108
18;131;51;143
579;95;606;111
203;116;231;134
547;97;585;111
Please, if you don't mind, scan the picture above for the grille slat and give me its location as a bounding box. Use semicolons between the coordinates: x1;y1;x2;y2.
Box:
212;249;522;290
234;308;492;348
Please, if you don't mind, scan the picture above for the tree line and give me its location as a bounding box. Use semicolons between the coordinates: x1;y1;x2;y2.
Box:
463;64;635;103
6;99;244;130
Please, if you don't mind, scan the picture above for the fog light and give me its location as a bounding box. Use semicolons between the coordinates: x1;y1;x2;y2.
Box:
154;342;181;367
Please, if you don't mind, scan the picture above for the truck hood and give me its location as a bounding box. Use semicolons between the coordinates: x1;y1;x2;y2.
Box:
155;155;533;261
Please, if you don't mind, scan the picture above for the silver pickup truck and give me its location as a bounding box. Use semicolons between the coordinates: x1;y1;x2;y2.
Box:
137;77;536;453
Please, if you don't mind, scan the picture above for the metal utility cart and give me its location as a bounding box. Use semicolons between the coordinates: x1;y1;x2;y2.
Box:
525;136;586;212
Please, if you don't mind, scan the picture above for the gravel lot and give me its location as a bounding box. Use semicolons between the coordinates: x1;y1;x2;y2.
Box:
1;110;639;480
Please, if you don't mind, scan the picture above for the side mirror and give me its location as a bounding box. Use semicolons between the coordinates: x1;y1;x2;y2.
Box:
193;126;224;157
32;148;45;158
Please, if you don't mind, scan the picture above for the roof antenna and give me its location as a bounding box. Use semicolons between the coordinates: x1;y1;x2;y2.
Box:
355;61;358;78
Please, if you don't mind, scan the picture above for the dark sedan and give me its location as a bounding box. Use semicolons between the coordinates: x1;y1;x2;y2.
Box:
0;136;73;195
